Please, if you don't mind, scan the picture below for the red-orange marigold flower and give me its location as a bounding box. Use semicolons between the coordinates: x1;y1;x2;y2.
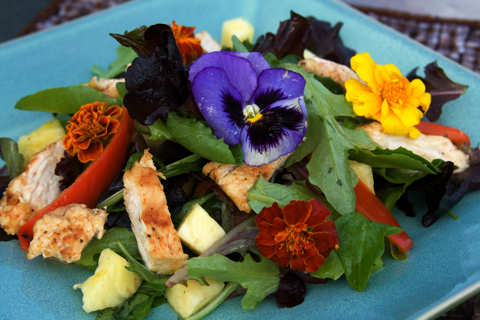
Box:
62;101;122;163
170;20;204;65
255;199;339;273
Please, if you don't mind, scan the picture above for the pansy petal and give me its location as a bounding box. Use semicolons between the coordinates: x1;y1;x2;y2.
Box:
252;69;306;110
192;67;245;145
228;52;270;76
189;51;257;102
241;97;307;166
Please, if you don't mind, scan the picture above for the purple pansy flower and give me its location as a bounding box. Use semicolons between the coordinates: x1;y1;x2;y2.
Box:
189;51;307;166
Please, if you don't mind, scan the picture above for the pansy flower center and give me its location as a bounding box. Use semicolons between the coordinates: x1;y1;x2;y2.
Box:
381;74;409;104
243;104;263;123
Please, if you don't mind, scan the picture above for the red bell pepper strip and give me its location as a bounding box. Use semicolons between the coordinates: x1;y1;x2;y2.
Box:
18;108;134;251
354;180;413;253
415;121;470;146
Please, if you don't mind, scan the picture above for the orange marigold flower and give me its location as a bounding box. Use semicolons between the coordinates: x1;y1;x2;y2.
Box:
255;199;339;273
170;20;203;65
62;101;122;163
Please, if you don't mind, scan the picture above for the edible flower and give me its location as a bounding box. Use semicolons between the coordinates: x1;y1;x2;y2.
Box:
345;52;431;138
170;20;203;65
63;102;122;163
189;51;307;166
255;199;339;273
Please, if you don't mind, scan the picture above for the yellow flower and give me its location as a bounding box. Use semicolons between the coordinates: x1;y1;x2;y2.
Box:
345;53;431;138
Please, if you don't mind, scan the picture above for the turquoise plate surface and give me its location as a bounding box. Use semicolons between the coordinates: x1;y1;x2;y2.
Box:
1;0;479;319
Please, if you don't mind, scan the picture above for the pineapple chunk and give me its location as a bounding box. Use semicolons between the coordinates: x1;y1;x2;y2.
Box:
349;160;375;193
73;249;143;313
177;204;226;254
18;119;66;164
221;17;254;48
166;278;225;318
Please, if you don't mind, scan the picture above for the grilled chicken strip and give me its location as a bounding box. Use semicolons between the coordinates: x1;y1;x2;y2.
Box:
86;77;124;99
26;203;108;262
195;30;221;53
360;122;469;172
0;140;65;235
202;155;290;213
123;149;188;275
299;57;360;88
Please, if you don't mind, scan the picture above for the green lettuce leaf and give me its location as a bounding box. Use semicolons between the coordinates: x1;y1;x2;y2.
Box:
271;59;376;215
92;45;137;79
0;138;24;180
116;82;128;101
166;112;237;164
187;253;280;309
310;250;344;280
15;86;121;114
75;227;140;272
334;213;403;292
149;119;173;141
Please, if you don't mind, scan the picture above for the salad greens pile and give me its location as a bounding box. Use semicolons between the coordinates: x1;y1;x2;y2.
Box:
1;10;479;320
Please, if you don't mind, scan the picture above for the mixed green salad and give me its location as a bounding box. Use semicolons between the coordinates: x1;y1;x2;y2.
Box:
1;10;479;320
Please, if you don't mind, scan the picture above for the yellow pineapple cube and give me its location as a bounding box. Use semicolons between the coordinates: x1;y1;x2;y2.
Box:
221;17;254;48
73;249;143;313
18;119;66;164
177;203;226;254
165;278;225;318
349;160;375;193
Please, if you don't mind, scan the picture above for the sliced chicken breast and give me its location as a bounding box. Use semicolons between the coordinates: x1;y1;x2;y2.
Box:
26;203;108;262
202;155;290;213
195;31;221;53
86;77;125;99
123;149;188;275
299;57;360;88
360;122;469;172
0;140;65;235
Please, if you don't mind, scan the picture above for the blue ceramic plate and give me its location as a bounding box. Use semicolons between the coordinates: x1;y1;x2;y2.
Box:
1;0;479;319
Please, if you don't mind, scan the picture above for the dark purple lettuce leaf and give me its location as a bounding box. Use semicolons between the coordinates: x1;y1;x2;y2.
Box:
306;17;356;66
54;151;82;191
269;270;307;308
407;61;468;122
110;25;155;58
252;11;311;59
114;24;189;126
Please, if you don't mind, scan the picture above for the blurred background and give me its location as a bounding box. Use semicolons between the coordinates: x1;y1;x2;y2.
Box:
0;0;479;319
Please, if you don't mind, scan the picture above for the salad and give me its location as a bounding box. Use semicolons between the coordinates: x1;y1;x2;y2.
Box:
1;5;479;320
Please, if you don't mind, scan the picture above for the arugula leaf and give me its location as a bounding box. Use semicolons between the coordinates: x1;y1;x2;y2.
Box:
334;213;403;291
118;241;168;295
171;193;216;225
408;61;468;122
149;119;173;141
14;86;121;114
0;138;24;180
278;62;376;215
246;176;315;213
166;112;237;164
161;154;203;178
92;45;137;79
75;227;140;272
231;35;250;53
187;253;281;309
166;217;258;287
116;82;128;101
349;147;441;174
310;250;344;280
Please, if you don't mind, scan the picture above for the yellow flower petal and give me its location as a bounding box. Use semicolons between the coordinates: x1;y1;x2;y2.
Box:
380;112;411;136
350;53;381;93
418;92;431;112
381;99;390;118
408;127;421;139
384;64;402;76
345;79;383;117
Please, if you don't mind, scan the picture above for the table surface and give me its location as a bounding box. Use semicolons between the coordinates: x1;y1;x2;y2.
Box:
0;0;479;319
